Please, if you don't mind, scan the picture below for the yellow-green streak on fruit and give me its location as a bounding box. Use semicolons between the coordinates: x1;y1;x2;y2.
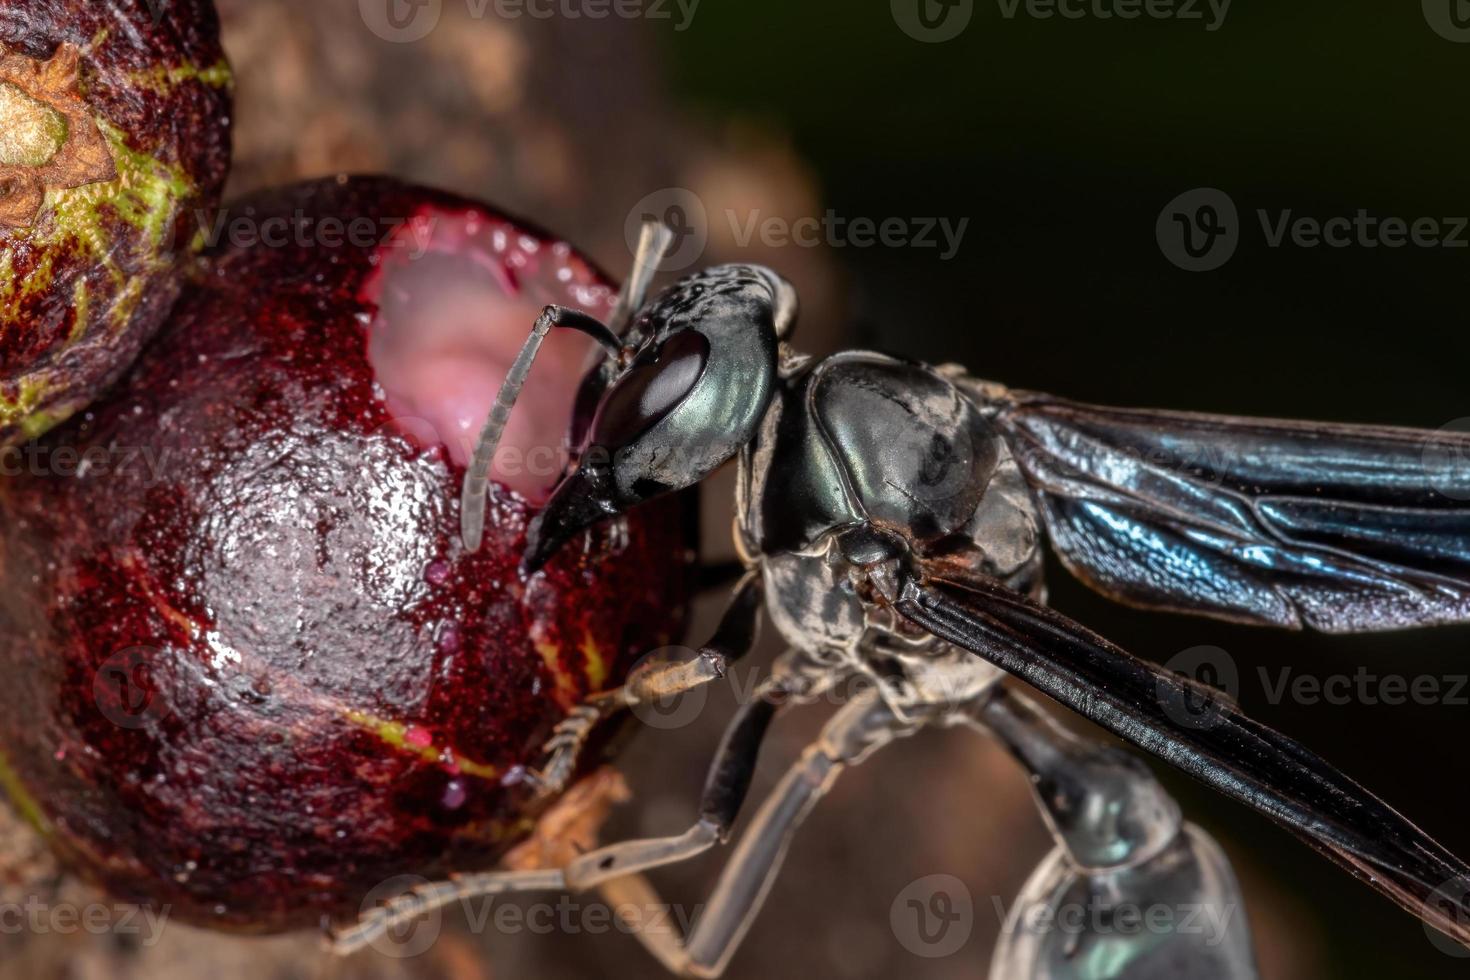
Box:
0;378;49;434
125;58;232;96
343;708;502;780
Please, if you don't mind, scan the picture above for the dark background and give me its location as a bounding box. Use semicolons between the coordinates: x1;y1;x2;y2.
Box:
662;4;1470;977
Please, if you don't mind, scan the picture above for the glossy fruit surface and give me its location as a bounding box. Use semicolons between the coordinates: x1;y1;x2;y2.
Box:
0;0;232;445
0;176;694;930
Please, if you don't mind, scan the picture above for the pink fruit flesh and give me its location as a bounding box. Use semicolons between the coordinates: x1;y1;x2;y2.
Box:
364;214;615;500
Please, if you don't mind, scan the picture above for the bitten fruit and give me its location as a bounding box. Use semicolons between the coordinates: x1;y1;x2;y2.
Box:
0;176;695;931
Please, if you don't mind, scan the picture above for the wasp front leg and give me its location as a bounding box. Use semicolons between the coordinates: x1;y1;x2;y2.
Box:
529;572;764;798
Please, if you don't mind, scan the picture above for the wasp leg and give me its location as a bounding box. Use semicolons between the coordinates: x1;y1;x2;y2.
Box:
329;868;566;955
589;689;918;979
558;670;788;888
532;571;764;797
957;687;1260;980
330;669;789;959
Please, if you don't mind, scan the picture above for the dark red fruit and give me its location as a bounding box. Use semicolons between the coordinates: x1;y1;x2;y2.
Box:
0;176;695;931
0;0;232;445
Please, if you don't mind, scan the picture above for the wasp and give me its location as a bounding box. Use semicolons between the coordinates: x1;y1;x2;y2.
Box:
334;223;1470;978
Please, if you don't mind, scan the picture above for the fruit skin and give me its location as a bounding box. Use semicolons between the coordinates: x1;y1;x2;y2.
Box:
0;176;695;931
0;0;233;446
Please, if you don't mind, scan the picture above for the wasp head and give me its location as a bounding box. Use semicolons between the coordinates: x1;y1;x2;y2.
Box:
521;264;795;573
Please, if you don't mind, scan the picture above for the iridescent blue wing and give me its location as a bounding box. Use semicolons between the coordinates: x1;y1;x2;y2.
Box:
989;391;1470;632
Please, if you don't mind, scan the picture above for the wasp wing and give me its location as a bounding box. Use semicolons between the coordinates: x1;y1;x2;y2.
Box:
985;390;1470;631
893;566;1470;947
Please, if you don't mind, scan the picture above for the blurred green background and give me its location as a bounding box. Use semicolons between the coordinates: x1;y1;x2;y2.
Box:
658;3;1470;978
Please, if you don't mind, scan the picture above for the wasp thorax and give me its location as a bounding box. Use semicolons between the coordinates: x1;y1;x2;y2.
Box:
0;81;68;166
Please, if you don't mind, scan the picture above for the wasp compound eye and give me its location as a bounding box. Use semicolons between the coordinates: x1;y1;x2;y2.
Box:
590;330;710;450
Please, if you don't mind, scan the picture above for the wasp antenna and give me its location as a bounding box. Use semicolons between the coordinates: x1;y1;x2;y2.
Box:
460;319;552;552
460;305;624;552
609;220;675;335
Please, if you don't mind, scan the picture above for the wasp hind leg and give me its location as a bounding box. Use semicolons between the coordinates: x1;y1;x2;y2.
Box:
588;687;916;978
